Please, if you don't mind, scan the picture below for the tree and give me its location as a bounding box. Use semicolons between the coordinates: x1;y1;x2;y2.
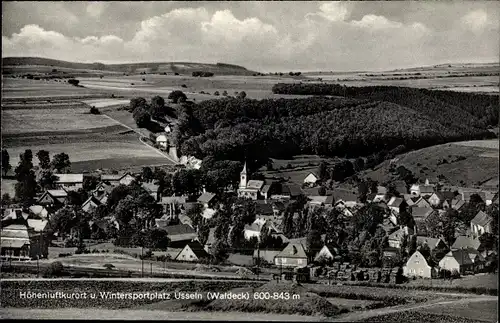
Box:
38;169;58;190
51;153;71;173
357;181;369;203
168;90;187;103
317;161;328;181
211;239;229;264
14;150;36;204
318;186;327;196
1;193;12;207
68;79;79;86
237;91;247;99
186;203;204;229
141;167;154;182
197;223;210;245
1;149;11;176
83;176;99;191
133;107;150;127
479;233;498;255
144;228;170;249
107;185;131;209
214;91;220;96
129;97;147;112
15;149;34;181
150;95;166;118
114;195;136;226
354;157;365;172
306;229;323;261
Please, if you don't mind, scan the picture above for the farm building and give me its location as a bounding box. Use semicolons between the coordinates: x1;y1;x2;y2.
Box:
451;235;481;251
392;181;409;195
403;250;437;279
197;192;217;208
303;172;319;186
162;224;197;248
411;207;436;222
274;242;308;268
37;190;68;208
387;196;406;215
53;173;83;191
142;182;161;201
175;241;210;262
466;248;486;272
388;227;408;249
81;196;103;213
156;134;168;150
413;197;432;208
314;244;339;262
101;173;135;186
0;223;49;261
439;249;474;274
470;211;493;236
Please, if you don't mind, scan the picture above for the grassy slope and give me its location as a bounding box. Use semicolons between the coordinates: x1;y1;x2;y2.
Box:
2;57;258;75
362;140;499;188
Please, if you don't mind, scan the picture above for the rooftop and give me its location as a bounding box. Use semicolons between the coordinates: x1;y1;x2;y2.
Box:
54;173;83;183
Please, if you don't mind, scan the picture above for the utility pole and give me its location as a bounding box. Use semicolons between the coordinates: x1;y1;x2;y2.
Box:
141;246;144;278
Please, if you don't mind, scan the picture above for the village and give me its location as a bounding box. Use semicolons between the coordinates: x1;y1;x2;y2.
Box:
1;149;498;284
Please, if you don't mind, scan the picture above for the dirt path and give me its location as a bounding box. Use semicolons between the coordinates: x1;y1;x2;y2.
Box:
327;295;497;322
102;114;178;164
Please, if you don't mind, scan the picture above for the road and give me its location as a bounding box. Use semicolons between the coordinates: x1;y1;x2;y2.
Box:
101;113;178;164
327;295;497;322
0;277;263;283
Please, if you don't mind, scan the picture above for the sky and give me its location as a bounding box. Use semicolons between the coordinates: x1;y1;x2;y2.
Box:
2;1;499;72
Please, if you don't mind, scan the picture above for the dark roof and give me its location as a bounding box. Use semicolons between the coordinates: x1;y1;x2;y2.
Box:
256;202;274;215
197;192;216;204
164;224;196;236
416;236;446;249
393;181;408;194
419;185;435;194
451;235;481;250
471;211;493;227
411;207;434;219
388;197;404;208
449;249;474;265
276;242;308;259
185;241;210;259
435;191;456;201
332;189;358;203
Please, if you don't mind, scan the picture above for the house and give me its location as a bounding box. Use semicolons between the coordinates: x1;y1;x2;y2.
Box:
237;162;266;200
174;241;210;262
197;192;217;208
413;197;432;208
274;242;308;268
411;207;436;222
160;196;187;220
410;184;434;197
439;249;474;274
470;211;493;236
164;124;172;133
37;190;68;207
382;247;400;258
255;201;274;216
372;193;388;203
162;224;197;248
82;196;103;213
2;208;30;222
403;250;437;278
451;235;481;251
142;182;161;201
387;196;406;215
303;172;319;186
101;173;135;186
0;223;49;260
53;173;84;191
156;134;169;150
392;181;409;195
466;248;486;273
307;195;333;207
92;182;114;203
314;244;339;262
427;191;456;208
28;205;49;219
416;236;448;252
332;189;359;208
425;178;440;187
253;249;281;265
451;199;466;211
244;219;281;241
388;228;408;249
404;195;419;207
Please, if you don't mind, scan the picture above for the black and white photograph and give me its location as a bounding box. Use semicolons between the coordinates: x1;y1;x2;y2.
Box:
1;1;499;321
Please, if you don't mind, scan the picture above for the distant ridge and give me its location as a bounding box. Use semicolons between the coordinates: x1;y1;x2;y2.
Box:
2;57;258;75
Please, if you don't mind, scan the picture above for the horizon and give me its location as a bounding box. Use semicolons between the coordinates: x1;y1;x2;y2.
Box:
2;1;499;72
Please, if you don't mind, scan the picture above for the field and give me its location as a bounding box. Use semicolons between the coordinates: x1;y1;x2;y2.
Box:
363;140;499;188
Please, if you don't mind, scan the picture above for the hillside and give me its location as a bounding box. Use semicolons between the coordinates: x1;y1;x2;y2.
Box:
362;140;499;188
2;57;258;76
175;97;493;167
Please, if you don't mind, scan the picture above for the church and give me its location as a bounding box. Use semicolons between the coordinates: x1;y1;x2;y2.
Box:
237;162;269;200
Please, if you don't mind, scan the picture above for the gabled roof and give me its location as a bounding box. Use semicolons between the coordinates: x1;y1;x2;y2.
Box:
419;185;435;194
451;235;481;250
161;196;187;204
471;211;493;227
27;219;49;232
54;173;83;183
94;182;114;194
163;224;197;242
28;205;49;218
308;196;328;204
2;208;30;221
83;196;102;208
276;242;308;259
435;191;456;201
245;223;262;233
46;190;68;198
197;192;216;204
416;236;445;249
304;172;319;180
466;247;486;263
101;173;131;181
256;202;274;215
393;181;408;194
411;207;435;219
388;197;404;208
141;182;159;193
388;228;406;241
332;189;358;203
447;249;474;266
247;180;265;190
1;224;31;248
184;241;210;259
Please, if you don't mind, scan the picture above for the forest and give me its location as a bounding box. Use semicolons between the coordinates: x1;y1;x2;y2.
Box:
173;95;494;168
272;83;499;129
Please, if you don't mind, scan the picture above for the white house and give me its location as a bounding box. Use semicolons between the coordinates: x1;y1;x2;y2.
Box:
314;244;339;262
403;250;437;279
303;172;319;186
156;134;168;150
174;241;210;262
470;211;493;237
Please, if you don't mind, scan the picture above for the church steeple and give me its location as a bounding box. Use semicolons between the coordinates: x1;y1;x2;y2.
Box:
239;161;248;189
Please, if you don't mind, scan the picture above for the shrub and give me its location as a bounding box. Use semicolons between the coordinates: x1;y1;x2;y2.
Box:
90;106;101;115
142;78;146;81
214;91;220;96
68;79;80;86
58;253;72;258
42;261;64;277
103;263;115;270
175;72;179;75
181;84;187;88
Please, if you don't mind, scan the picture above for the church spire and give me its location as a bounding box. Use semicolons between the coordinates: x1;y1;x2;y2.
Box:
241;161;247;174
239;160;248;189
